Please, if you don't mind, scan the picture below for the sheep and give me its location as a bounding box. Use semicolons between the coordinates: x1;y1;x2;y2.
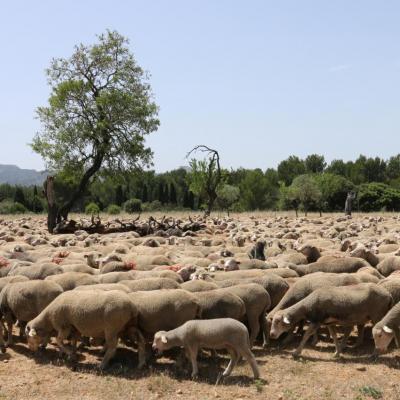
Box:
372;302;400;353
152;318;260;379
270;283;392;357
193;290;246;321
297;244;321;263
25;290;140;369
8;263;64;280
376;256;400;277
45;272;98;291
127;289;201;368
378;278;400;303
0;275;29;292
216;283;271;345
60;263;99;275
0;280;64;346
181;280;219;292
74;283;131;293
119;278;180;292
288;257;368;276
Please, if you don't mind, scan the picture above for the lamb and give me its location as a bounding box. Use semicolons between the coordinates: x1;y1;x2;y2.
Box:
26;290;140;369
152;318;260;379
119;278;180;291
0;280;64;346
270;283;392;357
372;302;400;353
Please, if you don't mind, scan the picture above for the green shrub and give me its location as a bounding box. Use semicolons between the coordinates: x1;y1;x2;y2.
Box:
85;202;100;215
123;198;142;213
0;201;27;214
107;204;121;215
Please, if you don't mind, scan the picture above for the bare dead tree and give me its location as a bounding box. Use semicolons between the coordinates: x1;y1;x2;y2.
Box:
186;145;222;216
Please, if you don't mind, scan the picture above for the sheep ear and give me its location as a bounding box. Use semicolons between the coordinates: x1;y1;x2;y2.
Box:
283;316;291;325
161;335;168;344
383;325;393;334
28;328;37;337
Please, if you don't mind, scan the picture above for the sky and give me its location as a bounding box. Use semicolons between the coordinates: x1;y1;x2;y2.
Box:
0;0;399;172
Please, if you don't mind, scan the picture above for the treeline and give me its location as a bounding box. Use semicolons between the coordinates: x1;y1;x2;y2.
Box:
2;154;400;214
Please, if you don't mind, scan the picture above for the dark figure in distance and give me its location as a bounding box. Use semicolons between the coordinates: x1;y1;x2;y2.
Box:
248;240;266;261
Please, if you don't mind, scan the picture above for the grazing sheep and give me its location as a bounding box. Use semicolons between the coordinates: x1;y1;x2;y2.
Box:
119;278;180;292
26;290;140;369
373;302;400;353
74;283;131;293
45;272;98;291
127;289;201;368
217;283;271;345
193;290;246;321
152;318;260;379
181;280;219;292
0;280;64;345
8;263;64;280
270;283;392;357
376;256;400;277
288;257;368;276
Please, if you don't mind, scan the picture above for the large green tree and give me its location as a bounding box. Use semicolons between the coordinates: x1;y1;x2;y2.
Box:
31;30;159;232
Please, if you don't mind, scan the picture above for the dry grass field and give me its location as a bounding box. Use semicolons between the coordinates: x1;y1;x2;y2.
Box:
0;212;399;400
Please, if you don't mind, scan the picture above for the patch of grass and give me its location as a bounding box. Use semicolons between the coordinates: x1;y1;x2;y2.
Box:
254;379;265;393
358;386;383;399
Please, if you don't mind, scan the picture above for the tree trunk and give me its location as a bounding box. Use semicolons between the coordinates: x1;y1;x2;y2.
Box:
43;176;58;233
58;154;104;221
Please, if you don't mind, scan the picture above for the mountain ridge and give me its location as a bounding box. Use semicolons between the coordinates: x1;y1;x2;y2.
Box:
0;164;47;186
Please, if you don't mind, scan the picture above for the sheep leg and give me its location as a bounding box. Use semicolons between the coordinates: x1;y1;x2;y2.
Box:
246;313;260;347
353;325;365;348
56;334;73;358
293;323;320;357
187;345;199;379
4;314;14;346
328;326;339;347
239;347;260;379
263;318;271;347
137;341;147;369
334;326;352;357
100;334;118;370
394;328;400;348
222;347;239;377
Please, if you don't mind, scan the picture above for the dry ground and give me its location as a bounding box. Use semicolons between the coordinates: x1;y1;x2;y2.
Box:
1;212;399;400
0;329;399;400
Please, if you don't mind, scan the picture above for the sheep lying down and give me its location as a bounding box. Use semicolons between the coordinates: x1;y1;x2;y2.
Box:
152;318;260;379
270;283;392;357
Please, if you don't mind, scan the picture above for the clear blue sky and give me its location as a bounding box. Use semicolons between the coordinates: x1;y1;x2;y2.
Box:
1;0;399;172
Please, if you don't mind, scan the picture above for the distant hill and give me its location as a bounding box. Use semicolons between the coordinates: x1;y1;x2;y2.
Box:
0;164;47;186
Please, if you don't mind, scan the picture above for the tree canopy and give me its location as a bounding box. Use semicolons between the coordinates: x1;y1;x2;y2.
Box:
31;30;159;231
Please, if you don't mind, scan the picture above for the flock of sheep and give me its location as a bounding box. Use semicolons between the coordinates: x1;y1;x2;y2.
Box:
1;213;400;382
